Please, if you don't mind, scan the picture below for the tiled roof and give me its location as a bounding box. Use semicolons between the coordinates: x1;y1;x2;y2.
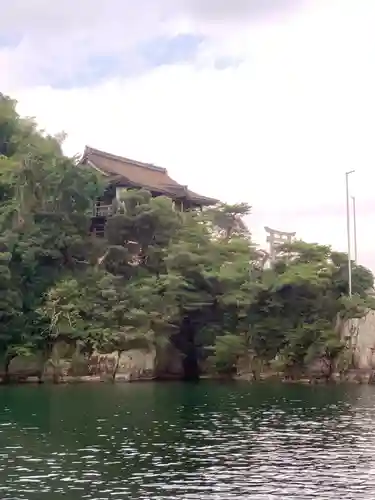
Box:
80;146;218;206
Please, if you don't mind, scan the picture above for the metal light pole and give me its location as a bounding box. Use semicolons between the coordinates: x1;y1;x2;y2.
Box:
351;195;358;264
345;170;355;297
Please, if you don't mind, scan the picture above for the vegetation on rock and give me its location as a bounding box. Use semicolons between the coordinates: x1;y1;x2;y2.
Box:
0;92;373;382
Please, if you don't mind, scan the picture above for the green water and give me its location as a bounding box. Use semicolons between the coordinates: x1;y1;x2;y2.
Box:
1;382;375;499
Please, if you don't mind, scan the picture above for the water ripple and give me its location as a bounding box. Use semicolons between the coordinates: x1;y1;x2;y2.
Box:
0;383;375;499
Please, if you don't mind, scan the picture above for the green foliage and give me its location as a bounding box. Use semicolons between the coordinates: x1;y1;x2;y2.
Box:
211;335;244;375
0;92;373;382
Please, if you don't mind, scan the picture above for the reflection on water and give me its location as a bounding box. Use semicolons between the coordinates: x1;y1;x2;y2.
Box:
0;382;375;499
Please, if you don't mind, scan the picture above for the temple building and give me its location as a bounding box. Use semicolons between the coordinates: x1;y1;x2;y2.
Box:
79;146;218;235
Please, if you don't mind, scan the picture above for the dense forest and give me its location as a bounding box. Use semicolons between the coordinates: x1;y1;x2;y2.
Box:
0;92;374;383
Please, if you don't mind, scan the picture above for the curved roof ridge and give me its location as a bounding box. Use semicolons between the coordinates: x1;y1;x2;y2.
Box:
84;146;167;173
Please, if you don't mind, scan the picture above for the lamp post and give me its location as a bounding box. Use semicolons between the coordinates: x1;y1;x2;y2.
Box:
345;170;355;297
351;195;357;264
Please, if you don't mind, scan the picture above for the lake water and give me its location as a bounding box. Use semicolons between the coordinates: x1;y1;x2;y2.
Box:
1;382;375;499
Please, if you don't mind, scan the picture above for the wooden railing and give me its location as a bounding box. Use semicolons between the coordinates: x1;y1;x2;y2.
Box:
94;204;112;217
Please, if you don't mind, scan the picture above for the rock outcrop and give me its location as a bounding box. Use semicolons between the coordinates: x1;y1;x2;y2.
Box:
4;310;375;384
5;344;156;383
342;311;375;370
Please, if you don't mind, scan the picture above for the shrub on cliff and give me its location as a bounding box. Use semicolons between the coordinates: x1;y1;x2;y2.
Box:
0;92;373;382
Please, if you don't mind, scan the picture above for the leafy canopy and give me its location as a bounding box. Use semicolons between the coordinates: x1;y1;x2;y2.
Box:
0;92;373;381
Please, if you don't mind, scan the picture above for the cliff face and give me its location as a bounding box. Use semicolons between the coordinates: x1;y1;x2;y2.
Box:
4;311;375;383
3;341;185;383
87;349;156;380
6;346;156;383
343;311;375;370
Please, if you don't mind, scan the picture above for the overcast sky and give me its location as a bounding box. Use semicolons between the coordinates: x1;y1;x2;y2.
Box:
2;0;375;269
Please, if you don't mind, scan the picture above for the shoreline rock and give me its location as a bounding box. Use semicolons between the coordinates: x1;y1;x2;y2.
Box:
2;369;375;385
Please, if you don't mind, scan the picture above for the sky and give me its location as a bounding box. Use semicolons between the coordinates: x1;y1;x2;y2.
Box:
2;0;375;269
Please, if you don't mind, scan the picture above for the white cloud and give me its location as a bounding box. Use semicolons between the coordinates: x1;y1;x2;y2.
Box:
1;0;303;37
5;0;375;271
1;0;179;87
181;0;302;20
0;0;308;88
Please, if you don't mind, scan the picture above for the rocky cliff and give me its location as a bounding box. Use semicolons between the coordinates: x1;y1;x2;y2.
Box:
6;345;156;383
342;310;375;370
4;311;375;383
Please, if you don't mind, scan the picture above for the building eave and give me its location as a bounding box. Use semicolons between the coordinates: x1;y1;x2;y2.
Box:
80;145;219;206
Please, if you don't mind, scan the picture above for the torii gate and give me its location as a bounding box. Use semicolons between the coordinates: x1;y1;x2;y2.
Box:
264;226;296;264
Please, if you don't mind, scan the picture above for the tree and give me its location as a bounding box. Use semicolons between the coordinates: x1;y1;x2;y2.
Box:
161;205;258;380
0;91;374;384
242;241;374;379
